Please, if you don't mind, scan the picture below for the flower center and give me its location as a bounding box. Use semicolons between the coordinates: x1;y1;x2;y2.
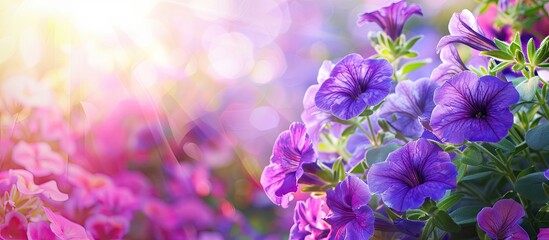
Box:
475;111;486;119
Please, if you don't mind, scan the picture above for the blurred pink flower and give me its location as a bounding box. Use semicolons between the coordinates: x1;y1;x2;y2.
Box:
44;207;91;240
9;169;68;201
12;141;65;177
85;214;129;240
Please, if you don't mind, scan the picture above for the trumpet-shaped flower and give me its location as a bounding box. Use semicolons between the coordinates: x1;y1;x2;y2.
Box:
437;9;498;52
289;197;330;240
430;71;519;144
378;78;438;138
261;122;316;208
325;175;375;240
315;54;393;120
477;199;528;239
367;138;456;212
357;0;422;40
431;45;467;84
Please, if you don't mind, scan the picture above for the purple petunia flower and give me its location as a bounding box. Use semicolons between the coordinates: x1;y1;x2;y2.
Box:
437;9;498;52
378;78;438;138
289;196;330;240
430;71;519;144
477;199;529;239
545;169;549;180
315;54;393;120
367;138;456;212
260;122;316;208
357;0;422;40
431;45;467;84
325;175;375;239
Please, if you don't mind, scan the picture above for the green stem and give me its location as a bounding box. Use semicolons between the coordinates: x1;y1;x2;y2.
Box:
366;115;378;147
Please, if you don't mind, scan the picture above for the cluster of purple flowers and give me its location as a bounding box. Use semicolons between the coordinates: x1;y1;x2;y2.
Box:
262;0;549;239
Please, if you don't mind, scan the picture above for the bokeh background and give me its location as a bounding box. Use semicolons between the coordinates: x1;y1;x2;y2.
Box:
0;0;480;238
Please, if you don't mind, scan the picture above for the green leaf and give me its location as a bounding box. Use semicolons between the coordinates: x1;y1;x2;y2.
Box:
349;161;366;174
491;61;512;73
405;209;428;220
516;76;540;101
332;159;346;182
514;49;525;64
539;62;549;68
342;125;358;137
432;209;461;233
543;182;549;198
512;63;525;72
527;38;536;63
534;36;549;65
400;59;432;75
489;138;516;153
365;143;400;167
515;172;549;203
436;193;464;211
480;50;513;61
403;51;418;58
449;206;483;224
525;122;549;150
461;171;492;181
494;38;511;52
404;35;422;50
461;146;483;166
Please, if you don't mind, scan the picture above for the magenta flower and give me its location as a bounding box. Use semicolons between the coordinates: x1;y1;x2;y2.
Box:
43;207;91;240
315;54;393;120
12;141;65;177
325;175;375;239
378;78;438;138
261;122;316;208
430;71;519;144
437;9;498;52
539;228;549;239
85;214;129;240
431;45;467;84
477;199;528;239
357;0;422;40
367;138;456;212
27;221;57;240
0;212;27;240
289;196;330;239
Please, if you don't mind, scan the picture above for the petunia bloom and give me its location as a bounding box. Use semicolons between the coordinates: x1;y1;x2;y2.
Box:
430;71;519;144
315;54;393;120
325;175;375;239
289;196;330;240
357;0;422;40
539;228;549;239
367;138;456;212
431;45;467;84
261;122;316;208
378;78;438;138
437;9;498;52
477;199;528;239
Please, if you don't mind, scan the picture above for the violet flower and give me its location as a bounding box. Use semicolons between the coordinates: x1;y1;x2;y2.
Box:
325;175;375;239
545;169;549;180
315;54;393;120
431;45;467;84
477;199;528;239
378;78;438;138
44;207;91;240
367;138;456;212
437;9;498;52
430;71;519;144
289;196;330;240
261;122;316;208
357;0;422;40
